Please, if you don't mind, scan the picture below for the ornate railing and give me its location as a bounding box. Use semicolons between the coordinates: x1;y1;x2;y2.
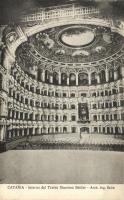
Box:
20;4;99;23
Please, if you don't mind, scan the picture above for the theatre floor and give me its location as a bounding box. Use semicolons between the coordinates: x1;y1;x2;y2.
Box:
0;150;124;184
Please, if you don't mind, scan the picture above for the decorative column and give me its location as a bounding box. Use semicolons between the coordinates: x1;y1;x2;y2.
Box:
27;128;29;135
33;113;35;121
17;129;20;137
112;114;114;121
97;74;100;84
32;128;35;135
22;129;25;136
22;112;24;121
14;111;16;119
9;110;12;118
19;93;21;102
37;127;40;135
33;100;35;107
72;4;75;18
105;68;109;82
50;74;53;83
121;127;123;134
114;70;118;81
76;73;78;86
58;127;60;133
58;72;61;85
18;112;20;120
67;76;69;85
0;126;4;141
113;127;115;134
28;84;31;91
88;73;91;85
42;69;45;82
76;126;80;134
120;65;124;78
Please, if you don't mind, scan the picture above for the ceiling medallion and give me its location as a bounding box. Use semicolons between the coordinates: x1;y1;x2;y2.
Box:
58;25;95;49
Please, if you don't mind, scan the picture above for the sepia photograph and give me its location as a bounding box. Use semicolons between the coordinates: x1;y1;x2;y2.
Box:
0;0;124;194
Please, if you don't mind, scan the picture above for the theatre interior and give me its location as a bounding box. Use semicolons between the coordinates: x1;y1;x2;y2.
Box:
0;0;124;151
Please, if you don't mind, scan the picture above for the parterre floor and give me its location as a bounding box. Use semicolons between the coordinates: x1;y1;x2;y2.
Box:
0;150;124;184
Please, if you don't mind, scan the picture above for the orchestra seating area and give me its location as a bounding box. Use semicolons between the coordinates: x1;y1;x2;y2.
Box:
13;133;124;151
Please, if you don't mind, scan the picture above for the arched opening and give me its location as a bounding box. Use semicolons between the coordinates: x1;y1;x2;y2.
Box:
15;129;17;137
29;128;33;136
69;73;76;86
45;70;50;83
24;129;27;136
118;66;121;79
43;127;46;134
55;103;59;109
55;127;58;133
63;104;67;110
71;104;75;109
63;127;67;133
93;115;97;121
91;72;97;85
109;69;114;82
63;115;67;121
53;72;59;85
55;115;58;122
19;129;22;136
99;70;106;83
92;92;96;97
106;127;110;134
71;127;76;133
105;90;108;96
29;113;33;121
35;114;39;121
78;73;88;86
38;69;42;81
115;127;119;135
94;127;98;133
61;73;67;86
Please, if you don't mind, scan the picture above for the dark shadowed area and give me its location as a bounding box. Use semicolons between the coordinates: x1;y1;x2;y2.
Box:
0;0;124;24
